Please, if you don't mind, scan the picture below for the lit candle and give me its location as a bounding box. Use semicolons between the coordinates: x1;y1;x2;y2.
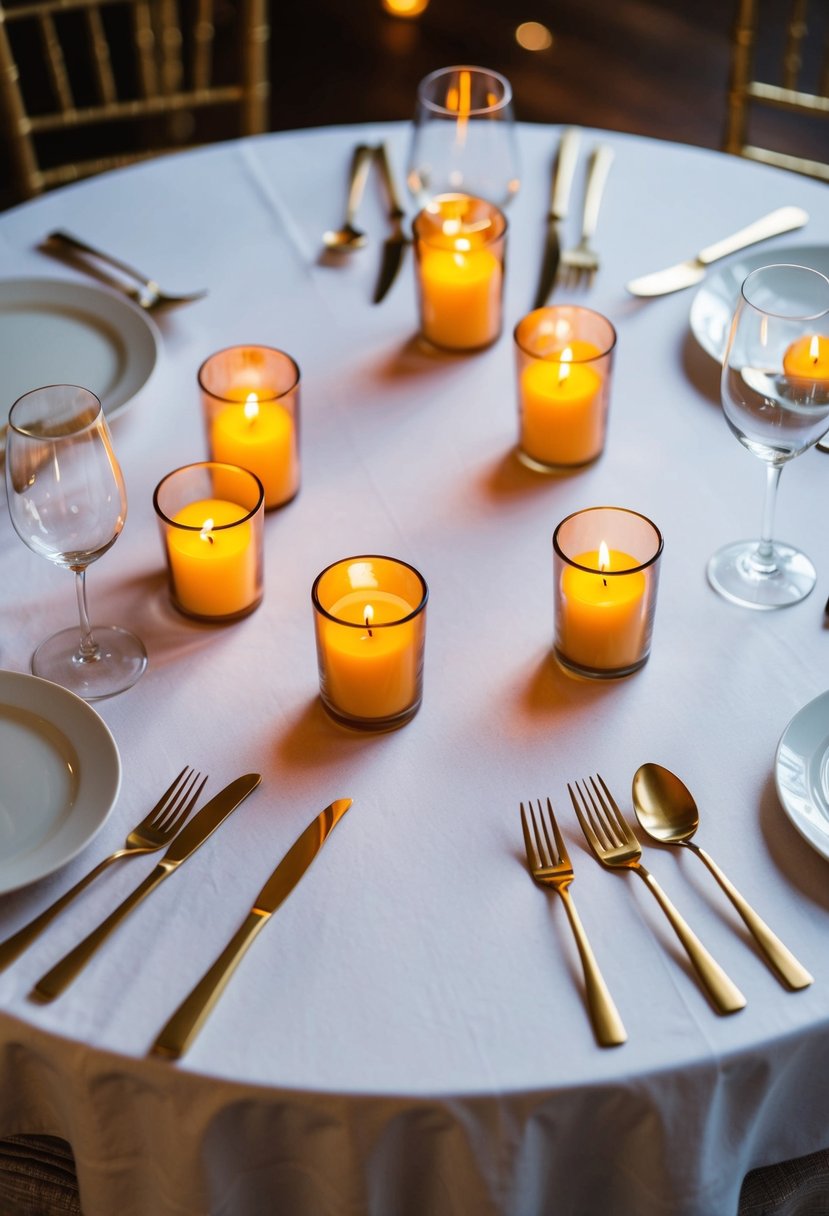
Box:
312;556;429;729
783;334;829;380
519;343;605;466
557;542;648;671
199;346;301;511
166;498;257;619
210;392;299;510
414;195;506;351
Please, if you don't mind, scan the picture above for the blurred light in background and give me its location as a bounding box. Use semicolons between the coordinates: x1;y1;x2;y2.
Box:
515;21;554;51
382;0;429;17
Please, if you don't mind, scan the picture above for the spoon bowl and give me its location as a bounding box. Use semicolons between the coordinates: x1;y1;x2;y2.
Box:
631;761;813;990
322;222;367;252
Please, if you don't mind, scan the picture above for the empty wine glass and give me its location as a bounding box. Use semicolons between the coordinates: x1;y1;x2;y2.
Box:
708;263;829;609
406;65;520;209
5;384;147;698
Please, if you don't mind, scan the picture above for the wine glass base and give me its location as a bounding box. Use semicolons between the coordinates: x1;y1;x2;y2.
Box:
32;626;148;700
707;540;816;610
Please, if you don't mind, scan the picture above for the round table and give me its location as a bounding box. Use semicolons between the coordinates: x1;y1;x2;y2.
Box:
0;121;828;1216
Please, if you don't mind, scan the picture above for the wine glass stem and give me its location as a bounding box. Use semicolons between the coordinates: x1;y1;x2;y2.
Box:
73;568;100;663
754;462;783;573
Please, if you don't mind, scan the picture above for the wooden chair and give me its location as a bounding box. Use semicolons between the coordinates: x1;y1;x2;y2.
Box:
724;0;829;181
0;0;270;199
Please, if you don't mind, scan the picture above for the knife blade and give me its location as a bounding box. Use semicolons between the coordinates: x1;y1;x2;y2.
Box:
150;797;352;1060
625;205;809;297
532;126;581;310
31;773;262;1002
373;142;410;303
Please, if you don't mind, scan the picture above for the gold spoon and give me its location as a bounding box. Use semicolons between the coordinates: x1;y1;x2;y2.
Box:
632;763;813;991
322;143;373;252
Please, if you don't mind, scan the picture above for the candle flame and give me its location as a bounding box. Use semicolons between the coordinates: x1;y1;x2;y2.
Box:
557;359;572;387
598;541;610;572
200;518;215;545
810;334;820;363
244;392;259;423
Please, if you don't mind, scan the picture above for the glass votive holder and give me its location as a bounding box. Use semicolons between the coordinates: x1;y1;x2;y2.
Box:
413;193;507;353
553;507;663;679
514;306;617;471
153;462;265;622
198;345;300;511
312;555;429;731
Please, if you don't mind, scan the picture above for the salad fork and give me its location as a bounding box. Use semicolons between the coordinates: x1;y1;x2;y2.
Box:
557;144;614;289
0;767;206;971
43;230;208;309
568;775;746;1015
521;798;627;1046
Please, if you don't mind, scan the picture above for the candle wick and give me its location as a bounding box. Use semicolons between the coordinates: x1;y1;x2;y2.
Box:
602;577;607;587
364;613;373;637
206;534;214;545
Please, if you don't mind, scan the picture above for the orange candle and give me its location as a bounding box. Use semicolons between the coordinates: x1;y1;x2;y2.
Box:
166;499;257;618
783;334;829;380
210;392;299;509
519;342;605;466
558;544;648;671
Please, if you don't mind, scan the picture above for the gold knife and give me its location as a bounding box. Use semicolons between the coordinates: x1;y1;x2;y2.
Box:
625;205;809;297
30;774;262;1002
532;126;581;310
150;797;352;1060
373;143;410;303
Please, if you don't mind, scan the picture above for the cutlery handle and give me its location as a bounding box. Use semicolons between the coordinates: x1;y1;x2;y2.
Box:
46;229;151;287
374;143;406;221
697;205;808;266
30;864;169;1002
551;126;581;219
693;846;813;990
557;888;627;1047
345;144;373;226
636;867;746;1014
150;912;267;1059
0;852;125;971
580;145;614;240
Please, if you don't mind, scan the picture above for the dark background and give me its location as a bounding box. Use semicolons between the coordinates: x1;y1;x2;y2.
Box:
1;0;826;210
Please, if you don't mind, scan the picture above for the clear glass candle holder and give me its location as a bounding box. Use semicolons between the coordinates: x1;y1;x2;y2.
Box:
312;555;429;731
198;345;300;511
553;507;663;679
413;193;507;353
153;462;265;622
514;306;617;472
406;65;520;209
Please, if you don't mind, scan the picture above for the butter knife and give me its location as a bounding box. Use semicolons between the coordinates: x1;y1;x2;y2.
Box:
373;143;410;303
150;797;352;1059
625;205;809;297
30;773;262;1002
532;126;581;310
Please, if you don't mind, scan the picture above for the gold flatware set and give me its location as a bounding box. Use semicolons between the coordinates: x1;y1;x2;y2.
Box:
523;766;812;1047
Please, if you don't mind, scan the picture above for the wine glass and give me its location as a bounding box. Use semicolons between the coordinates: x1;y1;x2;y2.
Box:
406;65;520;209
707;263;829;609
5;384;147;698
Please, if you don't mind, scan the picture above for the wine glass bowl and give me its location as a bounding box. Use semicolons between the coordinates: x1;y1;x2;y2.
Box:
5;384;147;698
406;65;520;210
708;264;829;609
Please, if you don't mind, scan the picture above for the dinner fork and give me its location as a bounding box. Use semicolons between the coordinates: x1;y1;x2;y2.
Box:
557;144;614;289
0;767;206;971
568;775;746;1015
42;230;208;309
521;799;627;1046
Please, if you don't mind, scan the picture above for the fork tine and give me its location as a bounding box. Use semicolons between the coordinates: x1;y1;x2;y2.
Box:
545;797;570;866
568;781;601;852
593;774;636;845
535;798;558;864
583;776;624;848
528;800;551;867
159;773;208;837
519;802;539;870
144;767;190;825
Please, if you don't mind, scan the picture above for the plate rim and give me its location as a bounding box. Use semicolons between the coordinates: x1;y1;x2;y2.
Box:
0;669;121;893
689;242;829;363
774;688;829;862
0;274;160;422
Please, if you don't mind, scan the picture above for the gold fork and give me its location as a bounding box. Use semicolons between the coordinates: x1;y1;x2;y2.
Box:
557;144;614;289
568;775;746;1015
0;767;206;971
521;798;627;1047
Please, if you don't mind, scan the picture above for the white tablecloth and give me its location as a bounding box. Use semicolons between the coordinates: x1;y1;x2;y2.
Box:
0;121;828;1216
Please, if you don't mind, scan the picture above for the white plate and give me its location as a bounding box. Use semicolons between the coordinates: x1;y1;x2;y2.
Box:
689;244;829;363
775;689;829;862
0;277;159;422
0;670;121;893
